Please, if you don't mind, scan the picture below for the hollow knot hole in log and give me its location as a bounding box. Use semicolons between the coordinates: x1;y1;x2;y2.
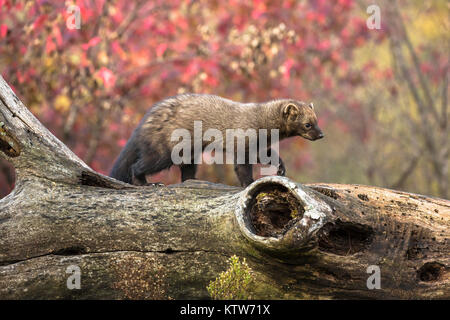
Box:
248;185;304;237
317;220;374;255
417;262;448;282
235;176;333;254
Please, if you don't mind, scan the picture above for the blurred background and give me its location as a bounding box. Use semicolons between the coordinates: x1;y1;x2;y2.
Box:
0;0;448;199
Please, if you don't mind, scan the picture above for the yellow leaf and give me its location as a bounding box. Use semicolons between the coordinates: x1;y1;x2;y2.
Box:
97;50;109;65
69;53;81;65
54;94;71;112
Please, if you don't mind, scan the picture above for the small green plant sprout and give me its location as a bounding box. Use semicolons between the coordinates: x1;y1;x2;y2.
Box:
207;255;255;300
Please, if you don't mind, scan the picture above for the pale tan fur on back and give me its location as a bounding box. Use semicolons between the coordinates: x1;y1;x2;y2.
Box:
138;94;289;153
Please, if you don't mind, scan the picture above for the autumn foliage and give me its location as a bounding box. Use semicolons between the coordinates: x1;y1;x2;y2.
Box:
0;0;448;198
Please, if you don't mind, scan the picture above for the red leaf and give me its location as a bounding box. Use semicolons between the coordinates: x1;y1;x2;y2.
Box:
53;26;63;46
251;0;266;19
16;70;24;83
97;67;116;89
118;139;127;147
111;41;127;59
306;12;315;21
156;43;168;58
81;37;101;51
45;36;56;54
317;40;331;51
32;14;47;31
282;58;295;81
0;24;7;38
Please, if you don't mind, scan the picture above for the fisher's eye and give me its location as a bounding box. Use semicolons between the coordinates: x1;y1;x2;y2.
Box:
305;123;312;129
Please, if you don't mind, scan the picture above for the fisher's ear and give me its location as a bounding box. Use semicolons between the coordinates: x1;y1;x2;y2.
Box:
308;102;314;110
282;103;299;119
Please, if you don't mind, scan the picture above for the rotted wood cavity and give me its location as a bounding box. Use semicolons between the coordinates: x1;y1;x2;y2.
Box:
248;185;305;237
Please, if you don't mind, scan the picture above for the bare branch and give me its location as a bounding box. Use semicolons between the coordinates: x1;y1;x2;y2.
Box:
392;1;439;122
441;65;449;130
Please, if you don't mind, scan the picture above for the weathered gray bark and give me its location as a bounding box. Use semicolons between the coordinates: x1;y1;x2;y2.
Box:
0;75;449;299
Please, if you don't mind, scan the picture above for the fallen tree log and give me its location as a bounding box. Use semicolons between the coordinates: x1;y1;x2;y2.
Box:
0;75;448;299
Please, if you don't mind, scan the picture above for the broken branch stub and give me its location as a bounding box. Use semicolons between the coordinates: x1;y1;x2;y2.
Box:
0;75;128;188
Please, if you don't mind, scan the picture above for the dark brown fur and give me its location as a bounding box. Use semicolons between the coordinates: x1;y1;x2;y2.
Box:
110;94;323;186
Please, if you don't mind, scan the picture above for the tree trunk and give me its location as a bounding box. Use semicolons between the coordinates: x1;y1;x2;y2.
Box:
0;76;448;299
